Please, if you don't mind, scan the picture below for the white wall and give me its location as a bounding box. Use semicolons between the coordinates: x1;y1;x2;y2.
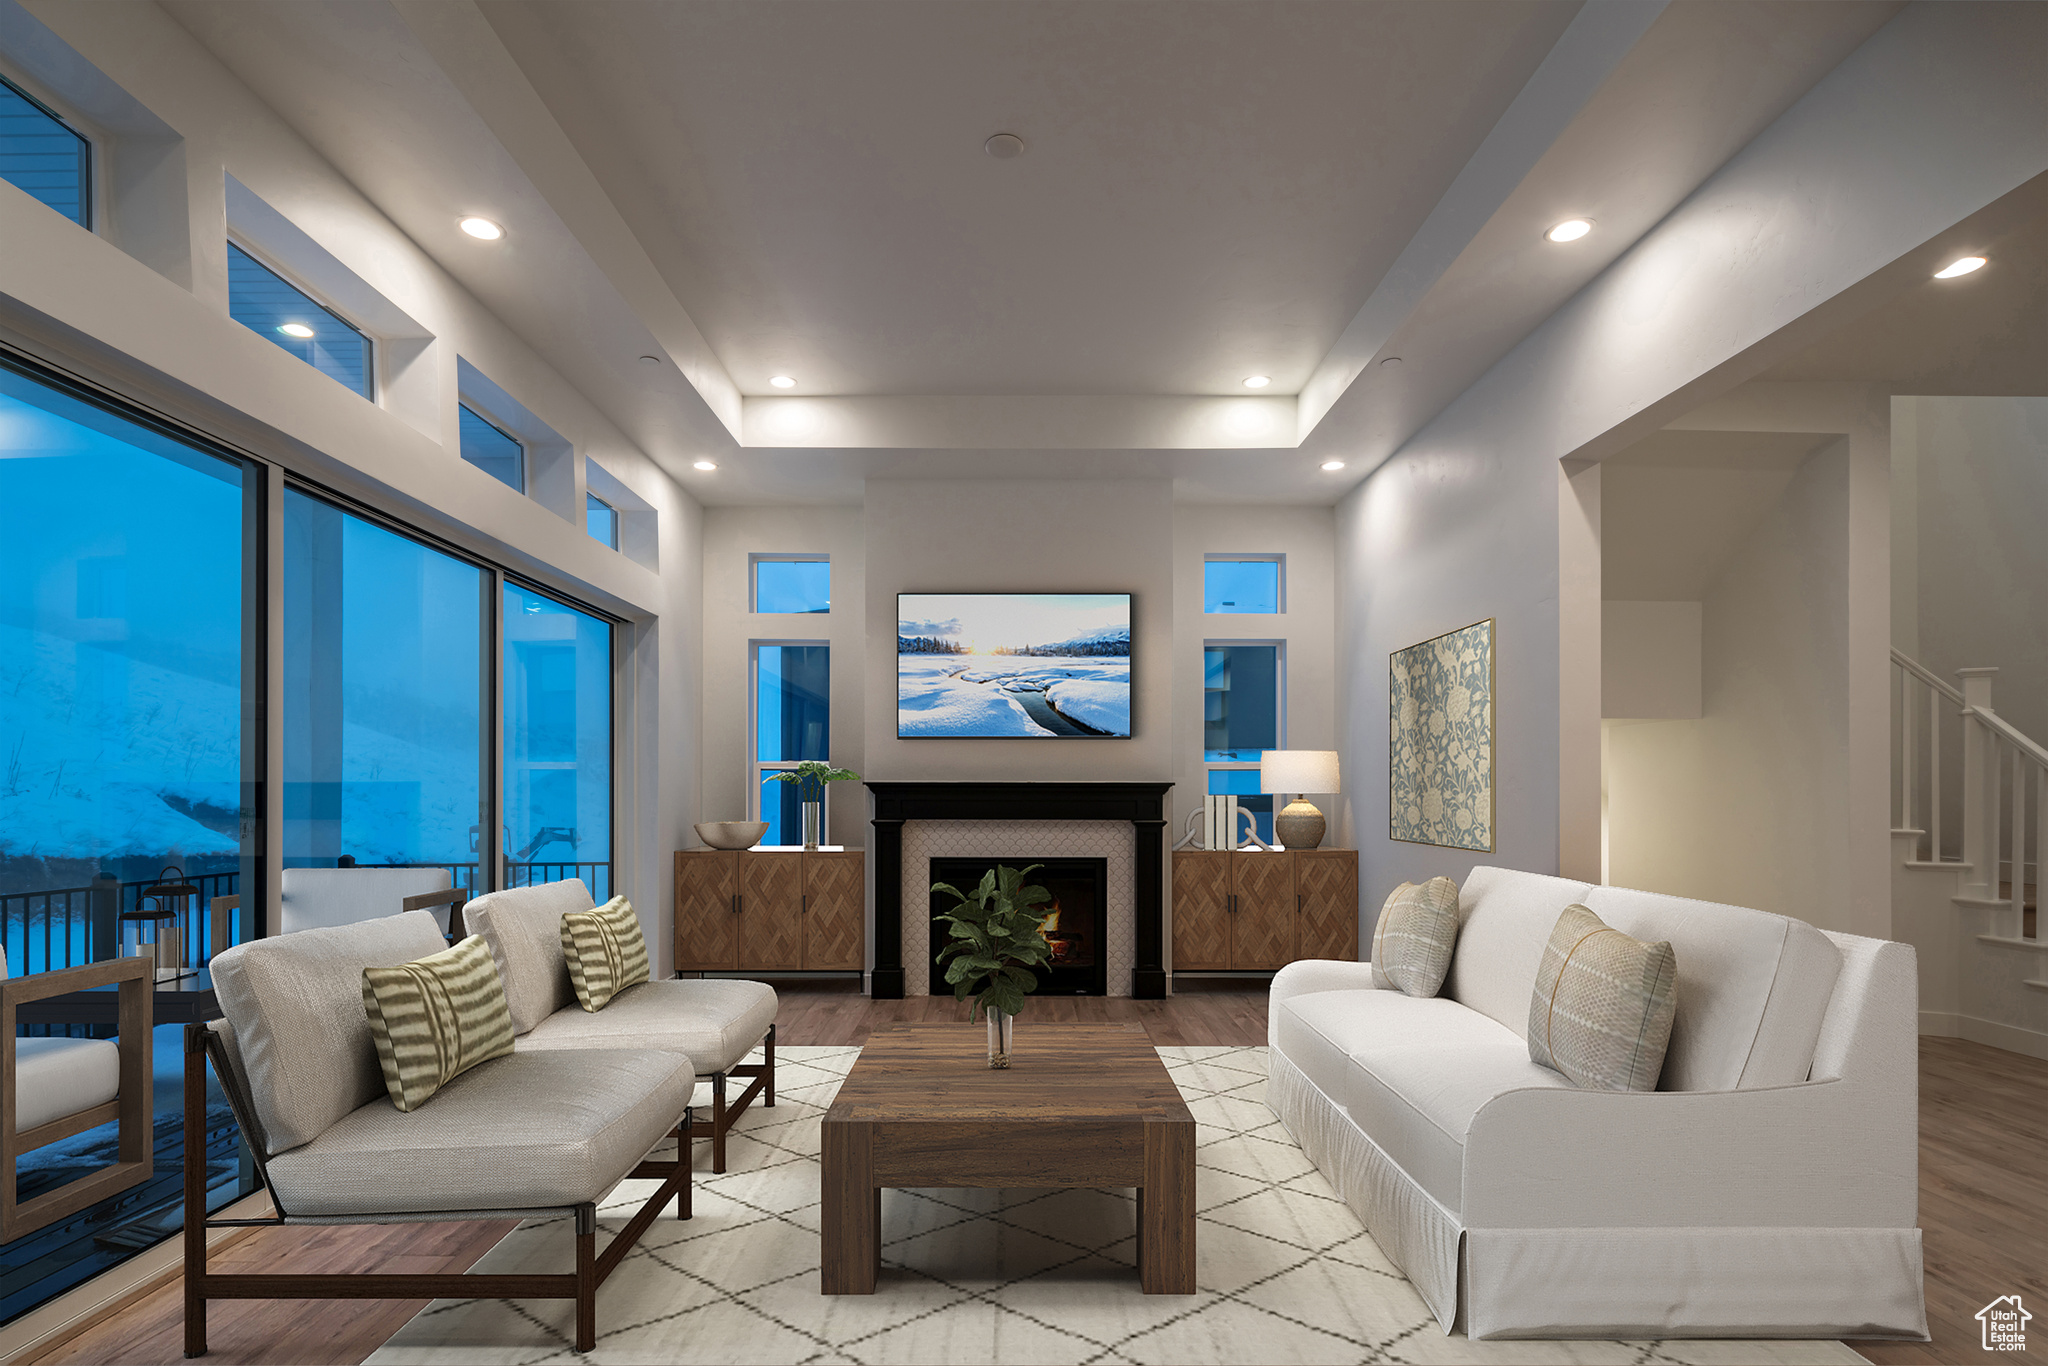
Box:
0;0;705;967
1603;442;1854;923
699;505;868;847
1335;3;2036;935
1602;601;1701;719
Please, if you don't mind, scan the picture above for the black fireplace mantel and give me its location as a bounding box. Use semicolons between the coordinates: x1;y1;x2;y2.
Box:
866;781;1173;1000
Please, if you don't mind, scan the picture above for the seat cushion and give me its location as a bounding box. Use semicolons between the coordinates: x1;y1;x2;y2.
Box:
1275;989;1570;1214
362;935;516;1112
1580;885;1841;1091
465;880;595;1034
1443;866;1594;1039
210;910;450;1155
561;895;651;1012
14;1036;121;1134
517;977;775;1075
264;1048;691;1217
1527;905;1677;1092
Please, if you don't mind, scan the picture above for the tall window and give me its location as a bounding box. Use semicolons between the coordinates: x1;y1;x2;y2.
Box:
281;491;485;890
1204;557;1282;613
753;556;830;613
585;492;618;549
1204;643;1282;842
503;583;612;898
0;75;89;227
458;403;524;492
0;356;256;1316
752;644;829;845
226;243;372;399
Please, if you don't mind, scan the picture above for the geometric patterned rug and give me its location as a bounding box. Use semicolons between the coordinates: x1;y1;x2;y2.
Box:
366;1045;1865;1365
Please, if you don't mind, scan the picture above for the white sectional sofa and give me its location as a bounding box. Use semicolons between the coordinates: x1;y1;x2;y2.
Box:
1268;866;1926;1341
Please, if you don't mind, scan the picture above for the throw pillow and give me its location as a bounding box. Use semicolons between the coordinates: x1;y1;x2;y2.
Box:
361;934;516;1112
561;894;650;1012
1528;903;1678;1092
1370;876;1460;997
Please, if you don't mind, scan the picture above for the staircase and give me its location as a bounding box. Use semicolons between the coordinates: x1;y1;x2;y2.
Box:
1892;649;2048;1059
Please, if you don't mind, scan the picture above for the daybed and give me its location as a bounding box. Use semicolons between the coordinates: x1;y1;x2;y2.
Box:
1268;865;1926;1340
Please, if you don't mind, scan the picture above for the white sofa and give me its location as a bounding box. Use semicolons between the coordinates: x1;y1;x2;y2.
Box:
1268;866;1926;1341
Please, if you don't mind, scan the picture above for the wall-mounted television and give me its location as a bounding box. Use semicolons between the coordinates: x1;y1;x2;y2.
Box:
897;592;1131;738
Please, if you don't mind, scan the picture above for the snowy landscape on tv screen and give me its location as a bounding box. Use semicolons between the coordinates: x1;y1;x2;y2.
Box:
898;593;1131;738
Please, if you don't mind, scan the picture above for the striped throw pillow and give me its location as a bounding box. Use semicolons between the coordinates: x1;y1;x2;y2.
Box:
1528;904;1678;1092
361;935;515;1112
561;895;650;1012
1370;876;1460;997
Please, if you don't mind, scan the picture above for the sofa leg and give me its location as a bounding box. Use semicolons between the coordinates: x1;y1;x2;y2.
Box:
183;1024;208;1359
764;1024;776;1107
711;1073;728;1174
678;1112;693;1221
574;1203;597;1353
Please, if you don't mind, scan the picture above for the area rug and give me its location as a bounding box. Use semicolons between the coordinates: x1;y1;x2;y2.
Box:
367;1045;1865;1365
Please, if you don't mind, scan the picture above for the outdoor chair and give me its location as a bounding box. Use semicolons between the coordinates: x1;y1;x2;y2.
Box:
1;953;152;1241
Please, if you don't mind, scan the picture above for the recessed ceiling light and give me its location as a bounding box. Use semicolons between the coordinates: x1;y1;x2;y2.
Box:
1934;255;1986;279
693;459;717;471
1321;460;1346;471
1380;357;1402;368
984;133;1025;159
459;217;504;240
276;322;315;338
1546;218;1593;243
769;375;797;389
638;355;662;366
1242;375;1271;389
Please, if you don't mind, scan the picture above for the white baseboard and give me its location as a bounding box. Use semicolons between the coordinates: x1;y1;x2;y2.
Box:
1952;1014;2048;1062
0;1190;274;1365
1918;1010;1962;1037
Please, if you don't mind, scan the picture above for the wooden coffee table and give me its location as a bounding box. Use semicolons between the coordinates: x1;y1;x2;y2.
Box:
820;1021;1196;1294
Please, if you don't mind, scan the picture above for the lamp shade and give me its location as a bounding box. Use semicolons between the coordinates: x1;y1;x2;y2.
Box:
1259;749;1340;794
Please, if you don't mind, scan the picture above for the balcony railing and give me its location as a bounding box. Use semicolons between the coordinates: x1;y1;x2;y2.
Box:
0;861;612;976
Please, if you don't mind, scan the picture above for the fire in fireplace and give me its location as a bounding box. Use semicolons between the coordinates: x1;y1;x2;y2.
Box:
929;857;1109;996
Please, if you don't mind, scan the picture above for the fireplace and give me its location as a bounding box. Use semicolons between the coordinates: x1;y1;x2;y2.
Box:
929;858;1110;997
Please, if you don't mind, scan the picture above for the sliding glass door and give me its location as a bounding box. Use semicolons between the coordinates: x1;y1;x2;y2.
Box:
281;490;487;892
502;582;612;899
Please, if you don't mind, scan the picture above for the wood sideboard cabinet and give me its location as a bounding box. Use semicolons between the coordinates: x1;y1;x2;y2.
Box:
1170;848;1358;971
674;849;865;973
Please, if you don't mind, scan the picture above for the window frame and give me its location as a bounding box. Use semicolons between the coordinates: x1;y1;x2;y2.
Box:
225;235;377;402
586;490;618;549
1202;553;1286;615
0;67;95;231
749;552;832;614
747;638;831;844
1202;638;1286;837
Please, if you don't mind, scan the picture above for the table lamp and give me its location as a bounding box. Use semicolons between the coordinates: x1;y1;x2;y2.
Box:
1260;750;1341;850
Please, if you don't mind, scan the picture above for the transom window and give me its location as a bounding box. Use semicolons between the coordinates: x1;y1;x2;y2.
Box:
753;555;830;613
458;403;524;492
585;492;617;548
226;242;371;399
1203;556;1283;613
1204;642;1283;842
0;74;89;227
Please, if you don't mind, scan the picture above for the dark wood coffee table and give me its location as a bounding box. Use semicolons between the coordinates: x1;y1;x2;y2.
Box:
821;1021;1196;1294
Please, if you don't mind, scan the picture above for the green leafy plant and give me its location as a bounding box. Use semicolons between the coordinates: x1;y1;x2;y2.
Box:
765;760;860;804
932;864;1053;1021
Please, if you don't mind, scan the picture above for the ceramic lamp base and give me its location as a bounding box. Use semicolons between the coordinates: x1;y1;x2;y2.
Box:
1274;799;1326;850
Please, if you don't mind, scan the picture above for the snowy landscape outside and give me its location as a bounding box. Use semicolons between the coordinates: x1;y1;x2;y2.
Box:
898;593;1131;738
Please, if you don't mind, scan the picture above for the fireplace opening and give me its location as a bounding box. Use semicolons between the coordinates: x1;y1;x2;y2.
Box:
928;857;1109;996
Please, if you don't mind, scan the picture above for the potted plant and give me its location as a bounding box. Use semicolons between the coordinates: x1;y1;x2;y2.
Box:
765;761;860;849
931;864;1053;1068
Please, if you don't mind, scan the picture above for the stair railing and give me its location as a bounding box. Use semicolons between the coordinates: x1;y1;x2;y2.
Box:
1891;648;1965;865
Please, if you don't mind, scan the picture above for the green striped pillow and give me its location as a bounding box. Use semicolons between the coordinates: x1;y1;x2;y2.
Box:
561;895;650;1012
361;935;515;1112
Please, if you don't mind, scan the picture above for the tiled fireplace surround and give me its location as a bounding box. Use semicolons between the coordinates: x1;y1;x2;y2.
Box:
867;782;1173;999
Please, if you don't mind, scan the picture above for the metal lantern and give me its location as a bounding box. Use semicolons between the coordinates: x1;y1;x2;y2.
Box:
133;864;199;980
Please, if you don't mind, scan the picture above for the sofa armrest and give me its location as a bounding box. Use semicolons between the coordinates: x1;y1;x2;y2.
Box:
1268;959;1381;1047
1462;1076;1916;1231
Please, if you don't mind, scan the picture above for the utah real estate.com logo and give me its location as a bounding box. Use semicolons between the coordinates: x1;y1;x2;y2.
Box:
1979;1295;2031;1353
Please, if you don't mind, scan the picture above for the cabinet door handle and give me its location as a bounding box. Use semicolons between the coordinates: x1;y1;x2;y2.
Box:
801;894;808;915
1297;893;1304;914
1227;893;1237;914
732;893;742;914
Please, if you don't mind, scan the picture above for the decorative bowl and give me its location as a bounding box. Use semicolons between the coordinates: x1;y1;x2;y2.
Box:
695;820;768;851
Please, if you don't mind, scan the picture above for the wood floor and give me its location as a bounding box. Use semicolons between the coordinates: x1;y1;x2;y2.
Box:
30;982;2046;1366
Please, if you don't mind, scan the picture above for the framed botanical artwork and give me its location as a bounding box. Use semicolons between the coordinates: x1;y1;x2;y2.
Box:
1389;619;1494;852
